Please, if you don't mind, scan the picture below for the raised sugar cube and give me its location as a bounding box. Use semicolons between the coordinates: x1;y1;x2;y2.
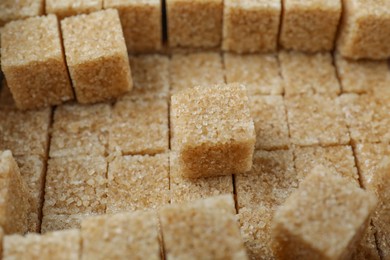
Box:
1;15;73;110
170;152;233;204
107;154;169;214
123;55;169;100
0;151;30;234
294;145;359;186
0;0;44;26
279;51;340;97
81;211;161;259
271;165;377;260
250;96;289;150
41;214;91;233
280;0;341;52
50;103;111;157
337;0;390;60
61;9;132;104
167;0;223;48
104;0;162;53
286;95;350;147
46;0;102;19
170;52;224;95
335;54;390;95
0;108;51;157
224;53;283;95
171;83;256;178
109;99;168;156
43;156;107;216
3;229;81;259
159;195;248;259
222;0;280;53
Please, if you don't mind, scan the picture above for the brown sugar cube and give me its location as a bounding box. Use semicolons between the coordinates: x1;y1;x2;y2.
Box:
107;154;169;214
50;103;111;157
170;152;233;204
109;99;168;155
81;211;161;260
122;55;169;100
1;15;73;110
0;108;51;157
337;0;390;60
335;54;390;95
0;151;30;234
167;0;223;48
104;0;162;53
3;229;81;260
250;96;289;150
170;52;224;95
0;0;44;27
43;156;107;216
279;51;340;97
294;145;359;186
46;0;102;19
41;214;93;233
171;83;256;178
224;53;283;95
222;0;281;53
280;0;341;52
286;95;350;147
271;165;378;260
61;9;133;104
236;150;297;210
159;195;248;259
338;94;390;144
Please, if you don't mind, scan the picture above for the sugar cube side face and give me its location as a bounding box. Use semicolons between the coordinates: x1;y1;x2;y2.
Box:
222;0;281;53
61;9;132;104
280;0;341;52
272;165;378;260
0;150;30;234
46;0;102;19
167;0;223;48
337;0;390;60
1;15;73;109
170;83;256;178
81;211;161;260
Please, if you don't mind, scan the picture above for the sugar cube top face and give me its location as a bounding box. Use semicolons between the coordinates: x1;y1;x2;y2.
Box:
224;53;283;95
81;211;161;260
41;214;88;233
104;0;162;53
222;0;281;53
171;83;256;178
107;154;170;214
272;165;378;260
159;195;248;259
46;0;102;19
0;0;44;26
167;0;223;48
337;0;390;59
61;9;132;104
280;0;341;52
1;15;74;110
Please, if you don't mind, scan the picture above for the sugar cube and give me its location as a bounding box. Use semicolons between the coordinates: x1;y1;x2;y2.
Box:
81;211;161;259
280;0;341;52
1;15;73;110
222;0;281;53
107;154;169;214
224;53;283;95
337;0;390;59
61;9;132;104
167;0;223;48
171;83;256;178
0;0;44;27
104;0;162;52
272;165;377;260
0;151;30;234
46;0;102;19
